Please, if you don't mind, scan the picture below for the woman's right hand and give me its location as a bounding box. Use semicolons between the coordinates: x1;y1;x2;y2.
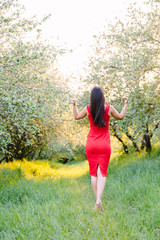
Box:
71;99;78;105
122;97;128;104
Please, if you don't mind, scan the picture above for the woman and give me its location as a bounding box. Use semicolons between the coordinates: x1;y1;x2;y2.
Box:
72;86;128;212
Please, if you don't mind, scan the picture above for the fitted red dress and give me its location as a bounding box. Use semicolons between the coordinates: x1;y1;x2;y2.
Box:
86;104;111;177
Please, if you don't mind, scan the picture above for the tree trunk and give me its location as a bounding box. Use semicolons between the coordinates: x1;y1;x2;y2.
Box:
141;125;152;152
114;133;129;154
125;132;140;152
141;133;152;152
112;122;129;154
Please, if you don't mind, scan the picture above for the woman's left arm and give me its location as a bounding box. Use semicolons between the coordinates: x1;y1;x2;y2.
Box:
72;99;88;120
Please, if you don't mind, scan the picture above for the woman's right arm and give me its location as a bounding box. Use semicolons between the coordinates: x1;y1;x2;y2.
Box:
109;97;128;120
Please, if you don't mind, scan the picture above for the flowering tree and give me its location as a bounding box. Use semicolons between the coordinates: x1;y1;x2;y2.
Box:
0;0;67;161
84;0;160;153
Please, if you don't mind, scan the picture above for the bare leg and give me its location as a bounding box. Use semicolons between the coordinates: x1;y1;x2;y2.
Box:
91;176;97;199
96;165;106;204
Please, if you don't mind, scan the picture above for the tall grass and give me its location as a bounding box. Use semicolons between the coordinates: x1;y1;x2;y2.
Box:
0;151;160;240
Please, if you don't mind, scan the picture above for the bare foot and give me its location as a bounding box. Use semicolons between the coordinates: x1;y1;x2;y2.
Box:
93;203;101;212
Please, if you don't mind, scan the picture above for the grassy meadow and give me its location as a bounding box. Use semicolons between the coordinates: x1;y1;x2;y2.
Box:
0;150;160;240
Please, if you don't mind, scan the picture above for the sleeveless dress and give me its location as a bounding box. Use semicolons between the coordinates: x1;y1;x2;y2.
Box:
86;104;111;177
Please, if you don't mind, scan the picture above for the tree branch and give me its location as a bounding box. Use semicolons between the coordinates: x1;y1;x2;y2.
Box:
0;0;14;9
0;56;38;68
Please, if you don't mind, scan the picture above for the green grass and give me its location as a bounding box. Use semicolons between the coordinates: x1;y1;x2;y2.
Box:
0;152;160;240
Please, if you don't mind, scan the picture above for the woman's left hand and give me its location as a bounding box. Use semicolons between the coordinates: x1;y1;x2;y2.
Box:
122;97;128;104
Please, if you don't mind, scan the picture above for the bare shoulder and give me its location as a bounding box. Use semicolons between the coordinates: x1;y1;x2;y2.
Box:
86;105;89;115
108;104;113;116
83;105;89;114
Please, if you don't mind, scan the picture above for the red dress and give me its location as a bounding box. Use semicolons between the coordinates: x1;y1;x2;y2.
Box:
86;105;111;177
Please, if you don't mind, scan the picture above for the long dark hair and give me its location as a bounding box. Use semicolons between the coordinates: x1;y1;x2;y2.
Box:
90;86;106;127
